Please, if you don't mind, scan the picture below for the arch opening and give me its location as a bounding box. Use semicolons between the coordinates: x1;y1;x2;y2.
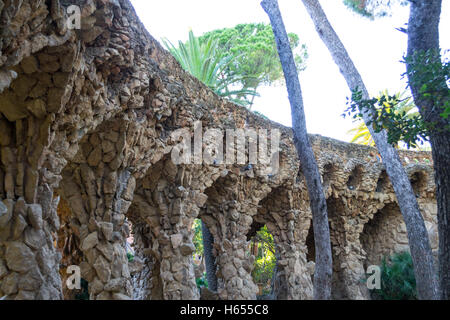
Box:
56;196;87;300
191;218;208;291
247;223;276;299
346;165;363;191
375;170;389;193
322;163;337;188
306;221;315;263
410;171;427;197
360;203;409;270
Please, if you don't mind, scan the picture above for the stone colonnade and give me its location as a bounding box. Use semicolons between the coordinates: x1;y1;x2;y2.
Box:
0;0;438;300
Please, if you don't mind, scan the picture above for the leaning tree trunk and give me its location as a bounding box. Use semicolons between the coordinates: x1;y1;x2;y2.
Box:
261;0;333;300
300;0;439;300
202;221;218;292
406;0;449;299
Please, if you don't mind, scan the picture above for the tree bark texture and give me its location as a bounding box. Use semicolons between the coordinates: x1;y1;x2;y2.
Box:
406;0;448;300
261;0;333;300
300;0;439;299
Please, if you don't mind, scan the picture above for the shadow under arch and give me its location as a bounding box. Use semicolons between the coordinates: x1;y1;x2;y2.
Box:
360;202;409;269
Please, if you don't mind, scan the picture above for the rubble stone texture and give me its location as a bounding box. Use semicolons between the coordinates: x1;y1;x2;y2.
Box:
0;0;438;300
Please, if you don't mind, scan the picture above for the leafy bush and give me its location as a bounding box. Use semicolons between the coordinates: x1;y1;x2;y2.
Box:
196;272;208;289
370;251;417;300
251;225;276;295
192;219;204;257
74;278;89;300
127;252;134;262
252;255;276;295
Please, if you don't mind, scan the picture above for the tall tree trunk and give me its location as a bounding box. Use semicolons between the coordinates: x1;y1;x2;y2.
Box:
406;0;449;299
261;0;333;300
300;0;439;299
202;221;218;292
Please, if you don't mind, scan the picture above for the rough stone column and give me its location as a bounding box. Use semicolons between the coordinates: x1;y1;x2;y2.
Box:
130;222;159;300
201;220;218;292
333;219;370;300
0;190;62;300
255;187;314;300
156;186;204;300
211;200;259;300
272;241;313;300
327;196;379;300
57;115;156;300
200;170;279;300
131;159;221;300
60;163;136;300
0;54;73;299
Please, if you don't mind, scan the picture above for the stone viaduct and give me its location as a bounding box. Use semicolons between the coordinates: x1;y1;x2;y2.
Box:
0;0;438;300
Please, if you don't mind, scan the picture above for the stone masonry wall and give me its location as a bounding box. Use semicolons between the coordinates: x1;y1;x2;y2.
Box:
0;0;438;300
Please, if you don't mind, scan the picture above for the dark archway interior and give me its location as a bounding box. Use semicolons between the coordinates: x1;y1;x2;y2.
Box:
322;163;337;188
410;171;427;197
347;165;363;190
306;221;315;263
360;202;407;270
376;170;389;193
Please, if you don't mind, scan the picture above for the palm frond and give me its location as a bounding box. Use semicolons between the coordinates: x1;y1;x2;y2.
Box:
163;30;258;107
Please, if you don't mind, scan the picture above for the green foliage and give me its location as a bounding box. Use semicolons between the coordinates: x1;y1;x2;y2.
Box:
343;0;409;19
127;252;134;262
369;251;417;300
251;225;276;295
344;89;429;149
196;272;208;289
343;0;373;18
347;90;419;148
163;30;259;107
404;49;450;123
191;220;208;290
252;110;270;120
199;23;308;108
74;278;89;300
192;219;204;257
344;49;449;149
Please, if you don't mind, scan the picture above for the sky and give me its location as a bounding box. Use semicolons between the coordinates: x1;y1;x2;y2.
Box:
129;0;449;143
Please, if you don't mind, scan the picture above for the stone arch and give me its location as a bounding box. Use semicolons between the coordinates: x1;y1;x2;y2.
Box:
375;169;390;193
409;170;428;197
360;202;409;269
245;221;276;297
321;163;338;190
128;153;222;300
246;221;266;242
56;108;166;300
346;164;364;191
200;170;273;300
254;185;313;300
